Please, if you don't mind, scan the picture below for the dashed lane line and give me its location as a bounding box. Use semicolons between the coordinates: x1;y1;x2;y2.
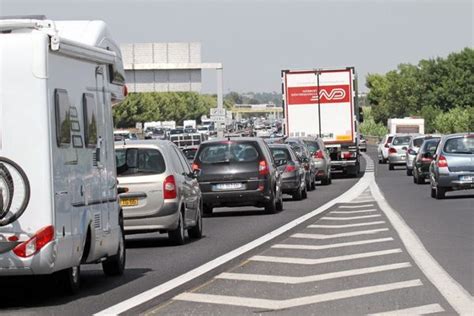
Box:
292;228;389;240
321;214;382;220
216;262;412;284
367;303;445;315
173;280;423;310
250;248;402;265
339;204;374;209
308;221;386;229
331;209;378;214
272;237;394;250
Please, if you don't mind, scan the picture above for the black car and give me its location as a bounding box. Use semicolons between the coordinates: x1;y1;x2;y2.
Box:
269;144;307;200
413;137;441;184
284;138;317;191
193;137;283;215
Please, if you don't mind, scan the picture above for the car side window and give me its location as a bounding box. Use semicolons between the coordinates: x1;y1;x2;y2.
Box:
176;147;192;174
172;146;191;175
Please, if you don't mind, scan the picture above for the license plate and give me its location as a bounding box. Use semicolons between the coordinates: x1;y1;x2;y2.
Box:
120;198;139;207
213;183;245;191
460;175;474;182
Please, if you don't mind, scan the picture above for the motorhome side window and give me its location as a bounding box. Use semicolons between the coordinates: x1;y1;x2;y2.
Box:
83;93;98;148
55;89;71;147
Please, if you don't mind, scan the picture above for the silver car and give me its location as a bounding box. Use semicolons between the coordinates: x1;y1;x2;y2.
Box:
429;133;474;199
115;140;203;244
388;135;413;170
377;134;395;164
301;137;332;185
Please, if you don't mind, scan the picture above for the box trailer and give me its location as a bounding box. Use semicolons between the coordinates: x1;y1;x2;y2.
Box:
0;17;126;293
282;67;362;176
388;118;425;134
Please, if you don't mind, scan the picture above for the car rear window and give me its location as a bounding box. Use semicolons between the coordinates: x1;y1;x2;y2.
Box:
443;137;474;154
270;147;291;161
303;141;320;154
392;136;411;145
387;136;394;144
413;138;425;147
198;141;260;163
182;148;197;160
421;139;440;154
116;148;166;176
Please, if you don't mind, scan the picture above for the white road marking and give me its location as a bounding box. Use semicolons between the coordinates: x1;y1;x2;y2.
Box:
366;154;474;316
367;303;445;315
174;280;423;310
351;199;376;203
332;209;378;214
250;248;402;265
339;204;374;209
292;228;389;239
95;159;372;315
321;214;382;220
273;237;394;250
216;262;412;284
309;221;385;228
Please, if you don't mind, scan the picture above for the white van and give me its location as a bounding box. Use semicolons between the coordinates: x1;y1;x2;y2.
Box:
0;17;126;293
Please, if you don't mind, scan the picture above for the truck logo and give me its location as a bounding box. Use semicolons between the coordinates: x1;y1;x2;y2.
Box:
0;157;30;226
287;84;351;105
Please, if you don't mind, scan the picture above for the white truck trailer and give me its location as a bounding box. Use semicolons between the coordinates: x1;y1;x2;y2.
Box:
388;118;425;134
282;67;362;176
0;17;126;293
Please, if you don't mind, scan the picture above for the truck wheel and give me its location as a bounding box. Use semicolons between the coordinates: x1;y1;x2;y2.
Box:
102;224;126;276
169;211;186;245
188;201;203;239
56;266;81;295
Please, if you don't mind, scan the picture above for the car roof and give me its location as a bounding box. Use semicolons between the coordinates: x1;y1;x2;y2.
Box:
114;139;174;150
201;137;262;145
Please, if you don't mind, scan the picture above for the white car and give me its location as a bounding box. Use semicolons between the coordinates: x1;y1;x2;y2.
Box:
378;134;395;164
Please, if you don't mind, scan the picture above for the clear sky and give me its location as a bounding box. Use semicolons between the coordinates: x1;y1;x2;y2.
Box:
1;0;472;93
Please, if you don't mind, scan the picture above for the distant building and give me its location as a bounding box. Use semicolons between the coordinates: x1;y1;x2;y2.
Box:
120;42;221;93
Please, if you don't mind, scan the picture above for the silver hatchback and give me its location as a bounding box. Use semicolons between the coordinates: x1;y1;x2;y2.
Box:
115;140;203;244
388;135;413;170
429;133;474;199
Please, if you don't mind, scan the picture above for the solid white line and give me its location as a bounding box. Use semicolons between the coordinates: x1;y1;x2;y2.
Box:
308;220;385;228
95;158;373;315
367;303;445;315
322;214;382;220
367;155;474;315
331;209;378;214
250;248;402;265
339;204;374;209
272;237;394;250
216;262;412;284
174;280;423;310
292;228;389;239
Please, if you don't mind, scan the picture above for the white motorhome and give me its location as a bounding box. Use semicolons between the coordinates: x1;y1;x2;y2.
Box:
0;17;126;293
388;117;425;134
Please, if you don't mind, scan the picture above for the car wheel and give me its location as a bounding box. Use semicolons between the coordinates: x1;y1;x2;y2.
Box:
188;202;203;239
168;211;185;245
406;168;412;176
102;222;126;276
56;265;81;295
203;204;213;216
389;164;394;171
276;192;283;212
310;175;316;190
416;175;424;185
305;177;311;191
435;186;446;199
292;186;303;201
431;186;436;198
265;190;278;214
302;185;307;199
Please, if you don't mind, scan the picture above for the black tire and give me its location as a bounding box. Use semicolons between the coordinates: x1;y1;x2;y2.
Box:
0;163;14;218
389;164;394;171
321;174;331;185
102;223;126;276
169;211;185;245
416;175;424;185
431;186;436;198
413;174;417;184
203;204;213;216
56;266;81;295
310;175;316;190
292;187;303;201
302;185;307;199
406;168;413;176
265;190;278;214
435;186;446;199
188;202;203;239
276;192;283;212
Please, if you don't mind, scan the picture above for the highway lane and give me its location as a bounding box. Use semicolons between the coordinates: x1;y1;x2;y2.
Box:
367;146;474;295
0;160;364;315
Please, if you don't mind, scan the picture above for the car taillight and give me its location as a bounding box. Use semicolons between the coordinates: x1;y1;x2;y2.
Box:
437;155;448;168
163;175;177;199
313;150;324;159
259;160;269;176
388;147;397;154
285;164;296;172
191;163;200;171
13;225;55;258
342;152;356;159
421;157;432;163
